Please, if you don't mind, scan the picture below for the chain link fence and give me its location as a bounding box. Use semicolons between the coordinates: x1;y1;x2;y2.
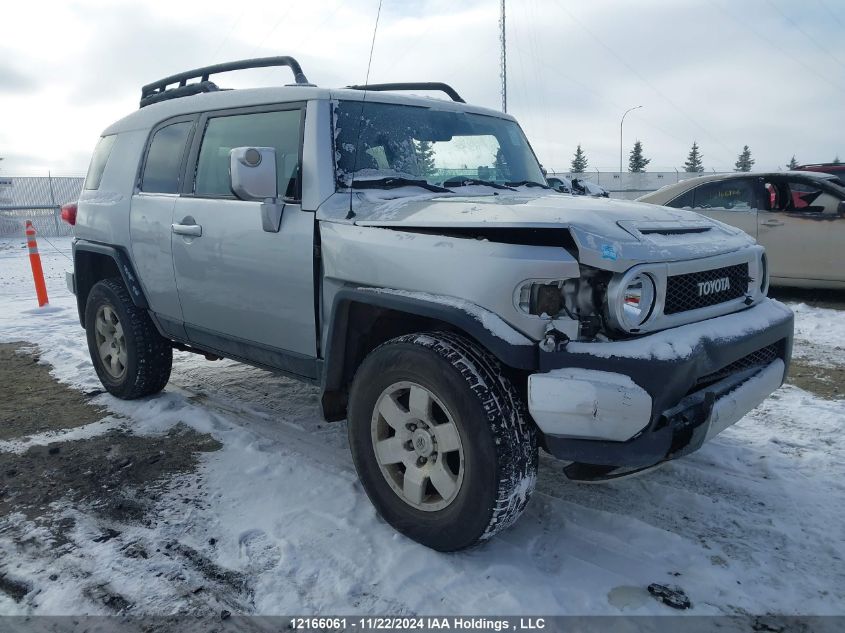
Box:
0;176;85;238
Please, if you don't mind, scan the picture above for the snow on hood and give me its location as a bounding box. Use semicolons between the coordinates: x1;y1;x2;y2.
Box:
316;189;756;271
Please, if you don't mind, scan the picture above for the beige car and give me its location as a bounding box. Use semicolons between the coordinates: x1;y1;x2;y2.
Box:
638;171;845;289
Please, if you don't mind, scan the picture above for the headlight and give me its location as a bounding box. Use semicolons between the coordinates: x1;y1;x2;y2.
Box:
616;273;656;331
515;281;566;316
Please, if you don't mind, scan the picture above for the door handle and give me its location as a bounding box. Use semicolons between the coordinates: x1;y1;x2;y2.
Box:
760;219;784;227
171;223;202;237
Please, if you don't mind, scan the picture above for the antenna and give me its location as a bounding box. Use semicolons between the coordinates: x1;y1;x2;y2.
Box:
348;0;384;219
499;0;507;113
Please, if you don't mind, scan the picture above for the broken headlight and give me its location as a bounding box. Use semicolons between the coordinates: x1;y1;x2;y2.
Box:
515;267;611;340
516;281;566;317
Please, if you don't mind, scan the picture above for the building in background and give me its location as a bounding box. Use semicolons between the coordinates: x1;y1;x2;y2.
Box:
547;171;728;200
0;178;11;206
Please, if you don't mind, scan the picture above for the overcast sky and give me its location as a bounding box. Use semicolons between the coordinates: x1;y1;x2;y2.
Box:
1;0;843;176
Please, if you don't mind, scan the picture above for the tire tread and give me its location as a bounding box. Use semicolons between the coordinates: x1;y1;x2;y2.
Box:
86;278;172;399
369;331;538;545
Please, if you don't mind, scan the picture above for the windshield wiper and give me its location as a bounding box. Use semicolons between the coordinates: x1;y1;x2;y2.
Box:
442;177;516;191
505;180;550;189
350;177;453;193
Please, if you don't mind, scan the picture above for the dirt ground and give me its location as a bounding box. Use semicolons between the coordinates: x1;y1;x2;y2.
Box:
765;289;845;400
786;358;844;400
0;427;221;524
0;343;221;609
0;343;104;440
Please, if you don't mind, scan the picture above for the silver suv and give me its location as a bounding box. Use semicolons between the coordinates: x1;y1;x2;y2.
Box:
65;57;793;551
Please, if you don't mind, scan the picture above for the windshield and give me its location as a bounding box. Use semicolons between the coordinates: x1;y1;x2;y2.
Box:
333;100;545;192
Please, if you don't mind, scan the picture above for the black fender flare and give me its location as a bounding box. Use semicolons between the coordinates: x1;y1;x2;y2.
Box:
321;288;538;394
73;241;148;325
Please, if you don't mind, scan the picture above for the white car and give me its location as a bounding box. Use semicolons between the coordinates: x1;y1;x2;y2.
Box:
638;171;845;289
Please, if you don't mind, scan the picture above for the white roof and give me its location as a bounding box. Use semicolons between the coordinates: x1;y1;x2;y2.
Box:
103;85;512;135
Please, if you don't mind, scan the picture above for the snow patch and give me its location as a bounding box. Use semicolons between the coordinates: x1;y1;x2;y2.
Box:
790;302;845;348
0;416;123;454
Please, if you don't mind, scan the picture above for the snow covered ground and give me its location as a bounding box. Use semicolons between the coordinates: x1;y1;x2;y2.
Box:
0;236;843;617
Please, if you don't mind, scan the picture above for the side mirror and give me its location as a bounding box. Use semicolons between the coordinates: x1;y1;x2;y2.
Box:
230;147;277;200
229;147;285;232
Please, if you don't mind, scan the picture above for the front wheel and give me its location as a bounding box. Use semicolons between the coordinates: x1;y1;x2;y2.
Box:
348;332;538;551
85;278;172;399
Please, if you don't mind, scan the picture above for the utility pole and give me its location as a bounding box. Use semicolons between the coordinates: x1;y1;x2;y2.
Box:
620;105;642;173
499;0;507;113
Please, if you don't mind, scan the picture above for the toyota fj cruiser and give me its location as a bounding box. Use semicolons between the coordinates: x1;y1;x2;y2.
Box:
64;57;793;551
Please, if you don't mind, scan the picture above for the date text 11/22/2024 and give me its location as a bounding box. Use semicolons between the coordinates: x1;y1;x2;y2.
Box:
290;617;547;630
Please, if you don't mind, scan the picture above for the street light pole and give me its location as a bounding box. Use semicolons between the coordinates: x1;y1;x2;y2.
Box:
620;105;643;173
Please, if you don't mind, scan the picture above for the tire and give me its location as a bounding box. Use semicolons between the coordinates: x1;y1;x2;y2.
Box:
85;278;172;399
348;331;538;551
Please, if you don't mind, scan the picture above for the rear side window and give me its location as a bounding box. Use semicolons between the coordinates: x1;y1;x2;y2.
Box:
692;179;757;210
84;135;116;190
194;109;303;199
667;188;694;208
141;121;193;194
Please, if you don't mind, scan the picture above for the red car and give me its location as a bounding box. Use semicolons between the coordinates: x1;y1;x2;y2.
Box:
795;163;845;186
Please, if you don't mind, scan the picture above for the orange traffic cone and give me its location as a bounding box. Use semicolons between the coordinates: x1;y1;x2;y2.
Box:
25;220;49;307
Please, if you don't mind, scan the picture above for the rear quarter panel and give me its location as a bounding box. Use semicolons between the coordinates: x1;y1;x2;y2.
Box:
75;129;147;247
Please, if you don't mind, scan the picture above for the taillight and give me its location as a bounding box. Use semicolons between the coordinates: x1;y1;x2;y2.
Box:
60;202;77;226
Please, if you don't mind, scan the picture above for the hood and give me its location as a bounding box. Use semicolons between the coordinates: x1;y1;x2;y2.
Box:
316;190;755;272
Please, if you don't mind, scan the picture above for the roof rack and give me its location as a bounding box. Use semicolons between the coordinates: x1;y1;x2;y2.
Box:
345;82;466;103
796;163;845;169
140;56;311;108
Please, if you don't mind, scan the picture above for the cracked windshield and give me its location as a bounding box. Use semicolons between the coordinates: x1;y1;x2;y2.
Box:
334;100;546;193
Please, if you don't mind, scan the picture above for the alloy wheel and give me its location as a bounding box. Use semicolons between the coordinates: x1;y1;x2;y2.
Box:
370;381;465;511
94;305;127;379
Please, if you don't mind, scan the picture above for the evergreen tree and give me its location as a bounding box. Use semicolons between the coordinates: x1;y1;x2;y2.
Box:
628;140;650;173
415;140;436;178
570;144;588;173
684;141;704;173
787;155;799;170
734;145;755;172
833;155;842;165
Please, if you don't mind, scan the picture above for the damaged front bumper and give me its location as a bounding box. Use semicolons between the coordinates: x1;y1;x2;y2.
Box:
527;299;794;470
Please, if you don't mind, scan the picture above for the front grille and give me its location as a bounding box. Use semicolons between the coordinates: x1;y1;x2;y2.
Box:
664;263;749;314
693;343;780;391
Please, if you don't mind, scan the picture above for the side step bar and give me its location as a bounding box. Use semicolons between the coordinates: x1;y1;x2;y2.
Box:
563;461;666;483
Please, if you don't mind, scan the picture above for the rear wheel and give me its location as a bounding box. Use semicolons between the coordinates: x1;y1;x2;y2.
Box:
348;332;538;551
85;278;172;399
